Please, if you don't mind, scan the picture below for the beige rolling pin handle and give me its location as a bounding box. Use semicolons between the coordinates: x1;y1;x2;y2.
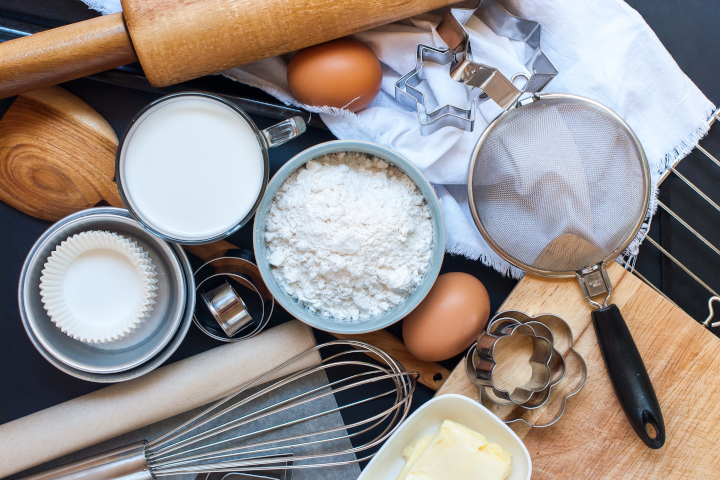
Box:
331;330;450;391
0;13;138;99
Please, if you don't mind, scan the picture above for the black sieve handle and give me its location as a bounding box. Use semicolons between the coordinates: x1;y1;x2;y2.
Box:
591;304;665;449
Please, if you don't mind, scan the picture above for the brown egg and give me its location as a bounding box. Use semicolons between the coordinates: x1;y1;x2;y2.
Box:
403;272;491;362
287;39;382;112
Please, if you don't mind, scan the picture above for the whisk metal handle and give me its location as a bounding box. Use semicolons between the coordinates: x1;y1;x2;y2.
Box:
18;441;151;480
592;305;665;449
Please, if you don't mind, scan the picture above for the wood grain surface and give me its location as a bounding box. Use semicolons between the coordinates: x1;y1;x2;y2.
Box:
437;262;720;479
0;13;137;99
120;0;458;86
0;86;123;221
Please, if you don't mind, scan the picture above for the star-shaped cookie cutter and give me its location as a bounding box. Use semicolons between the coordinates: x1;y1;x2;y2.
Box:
394;0;558;135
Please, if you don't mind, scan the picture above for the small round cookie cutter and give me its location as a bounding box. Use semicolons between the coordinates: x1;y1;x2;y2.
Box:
466;310;588;427
194;249;274;342
198;275;264;339
201;281;253;337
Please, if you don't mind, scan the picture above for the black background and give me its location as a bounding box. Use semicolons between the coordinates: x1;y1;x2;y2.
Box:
0;0;719;460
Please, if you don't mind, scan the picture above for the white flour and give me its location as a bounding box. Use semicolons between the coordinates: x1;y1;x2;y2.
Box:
265;152;433;321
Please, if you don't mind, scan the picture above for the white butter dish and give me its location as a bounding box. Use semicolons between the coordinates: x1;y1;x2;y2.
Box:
358;394;531;480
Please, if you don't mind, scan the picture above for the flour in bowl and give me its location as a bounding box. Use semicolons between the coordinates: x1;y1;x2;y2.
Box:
265;152;433;321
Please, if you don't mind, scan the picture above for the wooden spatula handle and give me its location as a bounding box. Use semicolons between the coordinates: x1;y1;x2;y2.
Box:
328;330;451;391
0;13;137;99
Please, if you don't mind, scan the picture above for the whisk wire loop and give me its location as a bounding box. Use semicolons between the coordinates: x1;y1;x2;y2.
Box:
150;388;413;474
143;340;417;475
147;364;386;457
148;374;407;465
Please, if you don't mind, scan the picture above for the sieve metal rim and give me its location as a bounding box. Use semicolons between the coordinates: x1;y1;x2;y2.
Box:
467;93;651;277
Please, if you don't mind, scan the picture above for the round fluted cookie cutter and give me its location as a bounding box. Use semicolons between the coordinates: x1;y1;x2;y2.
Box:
194;249;274;342
473;317;566;409
473;320;553;404
467;310;588;427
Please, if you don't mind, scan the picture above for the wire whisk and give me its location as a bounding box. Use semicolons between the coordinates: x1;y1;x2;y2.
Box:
21;340;418;480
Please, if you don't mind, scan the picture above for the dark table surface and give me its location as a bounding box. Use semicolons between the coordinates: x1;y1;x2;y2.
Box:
1;0;719;464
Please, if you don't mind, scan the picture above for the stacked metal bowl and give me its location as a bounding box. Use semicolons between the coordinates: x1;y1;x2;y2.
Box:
18;207;195;382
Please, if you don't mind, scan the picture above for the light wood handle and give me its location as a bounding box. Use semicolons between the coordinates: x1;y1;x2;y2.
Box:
182;240;239;264
0;13;137;99
121;0;460;87
331;330;450;391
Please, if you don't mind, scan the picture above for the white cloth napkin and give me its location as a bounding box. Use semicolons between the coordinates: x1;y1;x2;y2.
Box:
82;0;715;277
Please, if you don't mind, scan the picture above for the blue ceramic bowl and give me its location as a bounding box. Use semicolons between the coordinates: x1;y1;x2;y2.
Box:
253;140;445;334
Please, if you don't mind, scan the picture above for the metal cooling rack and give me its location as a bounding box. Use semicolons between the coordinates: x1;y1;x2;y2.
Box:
622;108;720;328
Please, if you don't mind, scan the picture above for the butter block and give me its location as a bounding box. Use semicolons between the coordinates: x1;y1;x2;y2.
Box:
396;419;512;480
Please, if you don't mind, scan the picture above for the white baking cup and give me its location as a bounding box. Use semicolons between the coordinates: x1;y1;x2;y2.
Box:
39;231;158;343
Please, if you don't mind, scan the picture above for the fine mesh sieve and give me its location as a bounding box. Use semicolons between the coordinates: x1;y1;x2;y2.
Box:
469;94;649;276
468;93;664;449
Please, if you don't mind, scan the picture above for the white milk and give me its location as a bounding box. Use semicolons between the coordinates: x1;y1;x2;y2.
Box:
121;96;265;241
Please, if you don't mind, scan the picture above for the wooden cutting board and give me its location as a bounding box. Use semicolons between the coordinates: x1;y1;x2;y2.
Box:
437;262;720;479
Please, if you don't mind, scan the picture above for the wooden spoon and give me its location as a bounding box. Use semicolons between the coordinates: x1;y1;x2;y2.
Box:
0;85;123;221
0;86;448;390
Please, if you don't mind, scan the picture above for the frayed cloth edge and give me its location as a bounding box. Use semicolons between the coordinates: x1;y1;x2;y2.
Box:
81;0;122;14
445;241;525;280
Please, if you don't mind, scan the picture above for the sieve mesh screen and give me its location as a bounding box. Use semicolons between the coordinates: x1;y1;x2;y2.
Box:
470;95;648;274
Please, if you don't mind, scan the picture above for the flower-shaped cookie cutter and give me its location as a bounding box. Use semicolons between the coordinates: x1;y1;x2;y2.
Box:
467;310;588;427
474;317;566;409
473;320;553;404
394;0;558;135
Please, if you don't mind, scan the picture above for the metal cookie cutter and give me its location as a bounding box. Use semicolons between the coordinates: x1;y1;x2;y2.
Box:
473;320;553;404
468;310;588;427
194;248;274;342
199;277;262;338
475;317;566;409
394;0;558;135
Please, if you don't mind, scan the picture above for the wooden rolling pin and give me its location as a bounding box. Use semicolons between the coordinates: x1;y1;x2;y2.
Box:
0;0;458;99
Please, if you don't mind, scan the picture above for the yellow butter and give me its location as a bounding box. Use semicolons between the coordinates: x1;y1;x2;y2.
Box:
395;419;512;480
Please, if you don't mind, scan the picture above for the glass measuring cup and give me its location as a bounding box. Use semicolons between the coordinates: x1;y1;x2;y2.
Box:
116;92;305;244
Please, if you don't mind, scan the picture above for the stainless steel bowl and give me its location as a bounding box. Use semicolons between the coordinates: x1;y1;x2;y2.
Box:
18;208;195;381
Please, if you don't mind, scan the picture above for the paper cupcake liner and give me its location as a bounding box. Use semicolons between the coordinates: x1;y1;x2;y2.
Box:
40;231;158;343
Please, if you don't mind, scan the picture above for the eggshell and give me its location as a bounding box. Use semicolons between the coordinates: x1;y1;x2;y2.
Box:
402;272;491;362
287;38;382;112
